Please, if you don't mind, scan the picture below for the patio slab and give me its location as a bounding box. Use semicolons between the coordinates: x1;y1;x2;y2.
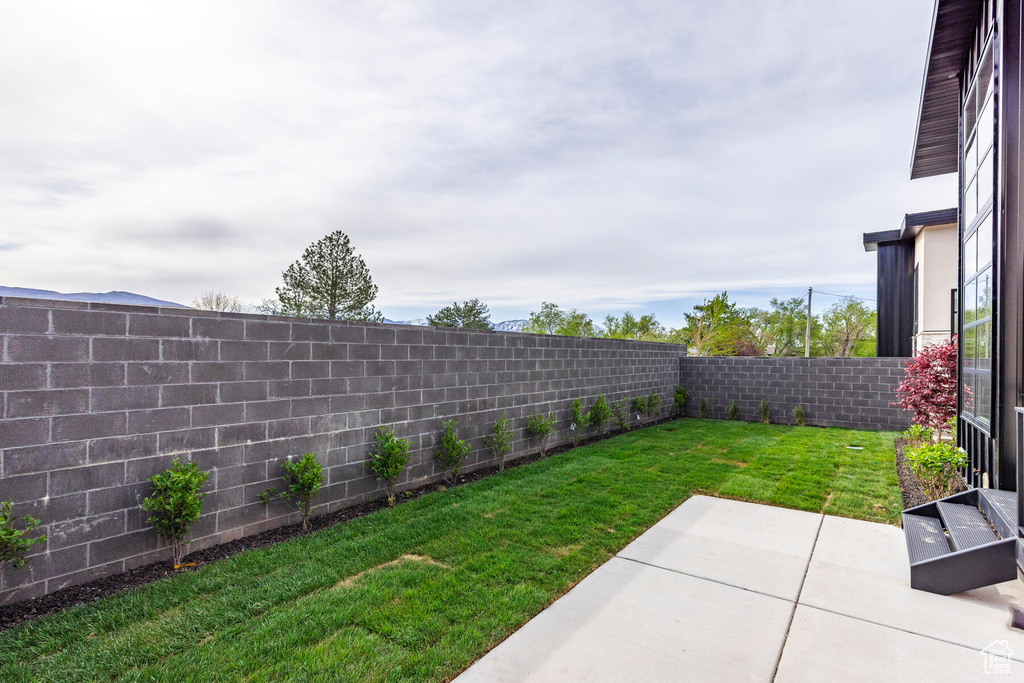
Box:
455;557;793;682
617;495;822;601
774;605;1019;682
799;514;1024;662
455;495;1024;682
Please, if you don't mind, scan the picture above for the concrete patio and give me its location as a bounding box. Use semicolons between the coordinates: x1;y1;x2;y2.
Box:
455;495;1024;682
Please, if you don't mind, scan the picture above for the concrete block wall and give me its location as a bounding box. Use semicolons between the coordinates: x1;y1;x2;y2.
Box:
0;297;685;603
678;356;912;430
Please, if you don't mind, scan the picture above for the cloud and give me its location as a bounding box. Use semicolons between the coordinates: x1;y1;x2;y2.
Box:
0;0;954;320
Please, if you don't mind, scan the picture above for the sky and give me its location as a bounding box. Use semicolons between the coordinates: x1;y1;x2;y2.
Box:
0;0;956;326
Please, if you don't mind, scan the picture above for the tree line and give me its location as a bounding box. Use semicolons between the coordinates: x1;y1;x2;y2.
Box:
192;230;876;357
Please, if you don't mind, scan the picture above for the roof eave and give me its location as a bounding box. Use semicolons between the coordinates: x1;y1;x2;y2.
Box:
910;0;983;180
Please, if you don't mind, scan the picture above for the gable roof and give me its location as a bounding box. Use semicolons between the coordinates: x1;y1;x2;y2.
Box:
910;0;983;179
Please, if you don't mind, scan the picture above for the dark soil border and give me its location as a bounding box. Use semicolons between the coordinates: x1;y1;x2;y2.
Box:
893;438;967;515
0;416;678;631
894;438;932;511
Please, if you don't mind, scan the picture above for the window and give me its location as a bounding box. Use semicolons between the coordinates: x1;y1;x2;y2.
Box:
961;32;996;427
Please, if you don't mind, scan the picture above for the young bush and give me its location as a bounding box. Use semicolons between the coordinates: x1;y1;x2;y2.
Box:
484;413;514;471
525;413;555;455
699;398;708;419
589;394;612;435
631;396;647;422
569;398;589;446
281;452;324;530
613;399;630;432
759;400;771;424
141;458;209;567
436;419;471;485
646;393;662;417
0;501;45;571
674;386;689;417
906;441;968;500
367;426;411;505
727;400;739;420
902;424;933;446
894;339;958;437
792;404;806;427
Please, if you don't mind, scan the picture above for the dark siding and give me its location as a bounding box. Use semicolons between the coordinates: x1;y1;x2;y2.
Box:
999;0;1022;489
876;241;916;357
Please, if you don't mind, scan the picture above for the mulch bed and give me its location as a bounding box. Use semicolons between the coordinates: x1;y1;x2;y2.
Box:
894;438;932;511
0;417;673;631
893;438;967;515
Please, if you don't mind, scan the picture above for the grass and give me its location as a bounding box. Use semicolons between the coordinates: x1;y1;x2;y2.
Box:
0;419;899;682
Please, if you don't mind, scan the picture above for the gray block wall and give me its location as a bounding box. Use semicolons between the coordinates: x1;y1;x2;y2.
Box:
0;297;685;603
679;356;912;430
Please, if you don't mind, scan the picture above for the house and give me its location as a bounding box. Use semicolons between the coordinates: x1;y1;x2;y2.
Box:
899;0;1024;595
863;209;958;357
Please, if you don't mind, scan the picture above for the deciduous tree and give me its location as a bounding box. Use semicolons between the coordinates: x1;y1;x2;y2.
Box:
522;302;595;337
894;339;958;437
192;290;248;313
820;297;876;357
602;312;665;341
682;292;749;356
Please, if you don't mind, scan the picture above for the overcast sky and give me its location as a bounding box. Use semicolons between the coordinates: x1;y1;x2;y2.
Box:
1;0;955;324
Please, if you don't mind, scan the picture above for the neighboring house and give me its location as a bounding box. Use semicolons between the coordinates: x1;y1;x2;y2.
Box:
863;209;958;357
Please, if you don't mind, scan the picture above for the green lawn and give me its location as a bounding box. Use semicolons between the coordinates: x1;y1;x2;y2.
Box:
0;419;899;682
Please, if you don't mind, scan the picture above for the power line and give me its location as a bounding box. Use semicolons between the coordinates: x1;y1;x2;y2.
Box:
813;290;876;303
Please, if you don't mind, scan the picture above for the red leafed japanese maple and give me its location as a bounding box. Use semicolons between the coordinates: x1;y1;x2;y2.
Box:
894;338;958;436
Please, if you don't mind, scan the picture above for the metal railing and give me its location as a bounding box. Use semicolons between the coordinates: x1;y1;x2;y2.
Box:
961;417;996;489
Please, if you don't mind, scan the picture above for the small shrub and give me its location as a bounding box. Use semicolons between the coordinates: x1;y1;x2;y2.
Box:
0;501;45;570
589;394;612;435
281;452;324;530
257;487;277;505
437;419;471;485
759;400;770;424
526;413;555;455
141;458;209;566
569;398;589;446
674;386;689;417
646;393;661;417
368;426;411;505
906;441;968;500
727;400;739;420
792;404;806;427
613;399;630;432
902;424;934;445
699;398;708;419
631;396;647;420
484;413;514;471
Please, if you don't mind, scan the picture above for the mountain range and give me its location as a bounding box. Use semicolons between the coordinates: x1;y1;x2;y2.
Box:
0;288;535;332
4;288;532;331
0;286;185;308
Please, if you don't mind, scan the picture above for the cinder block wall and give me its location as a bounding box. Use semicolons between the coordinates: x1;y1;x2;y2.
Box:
679;356;912;430
0;297;685;602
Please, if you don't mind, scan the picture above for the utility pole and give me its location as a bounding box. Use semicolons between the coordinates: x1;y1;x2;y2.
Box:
804;287;812;358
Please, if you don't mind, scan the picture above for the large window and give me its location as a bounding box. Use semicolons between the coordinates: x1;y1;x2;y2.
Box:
961;35;995;426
